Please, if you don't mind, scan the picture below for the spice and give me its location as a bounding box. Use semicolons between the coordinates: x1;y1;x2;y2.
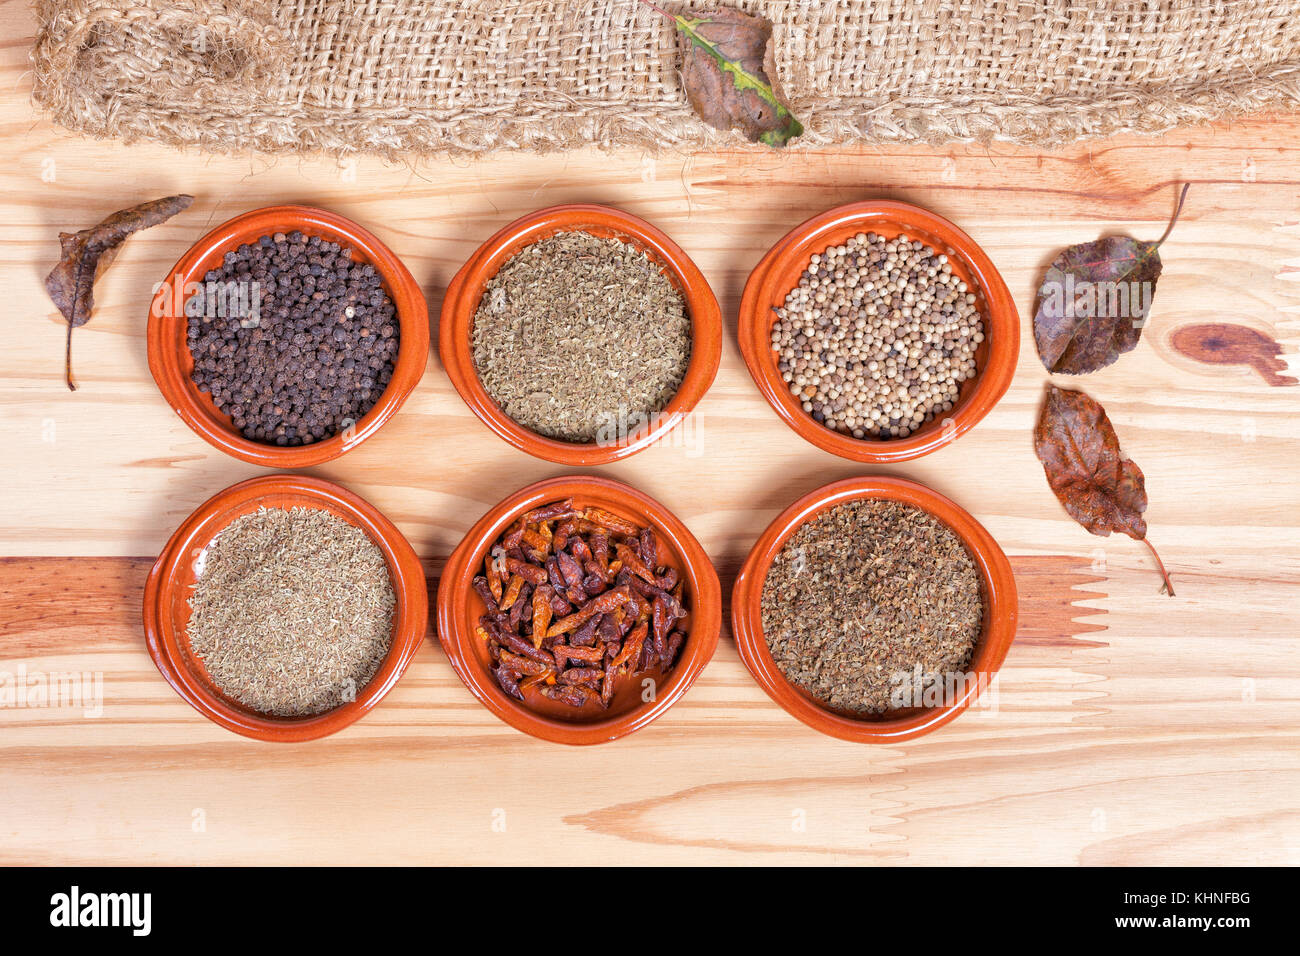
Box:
770;232;984;439
186;232;399;446
473;498;689;709
471;231;692;443
760;498;983;715
187;506;395;717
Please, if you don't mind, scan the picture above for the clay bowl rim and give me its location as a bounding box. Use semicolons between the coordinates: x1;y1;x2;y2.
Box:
142;474;428;742
738;199;1019;463
438;202;722;466
436;474;722;745
731;475;1018;743
146;204;429;468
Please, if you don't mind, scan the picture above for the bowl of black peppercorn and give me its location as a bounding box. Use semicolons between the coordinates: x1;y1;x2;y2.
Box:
148;205;428;466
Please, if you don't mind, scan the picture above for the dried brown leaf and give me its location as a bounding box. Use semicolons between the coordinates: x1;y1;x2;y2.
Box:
645;3;802;147
1033;184;1188;374
45;194;193;390
1034;384;1174;596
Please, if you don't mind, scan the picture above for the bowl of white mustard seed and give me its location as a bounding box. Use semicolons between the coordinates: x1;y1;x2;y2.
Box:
143;475;427;742
439;204;722;465
739;200;1019;462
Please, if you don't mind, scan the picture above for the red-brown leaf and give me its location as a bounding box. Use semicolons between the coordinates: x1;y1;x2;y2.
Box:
1034;384;1174;595
1032;184;1188;374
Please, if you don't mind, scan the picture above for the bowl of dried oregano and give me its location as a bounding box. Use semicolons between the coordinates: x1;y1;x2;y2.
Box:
439;203;722;465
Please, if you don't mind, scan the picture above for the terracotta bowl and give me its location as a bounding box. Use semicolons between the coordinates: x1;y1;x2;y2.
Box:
439;203;722;465
147;205;429;467
436;475;722;744
731;476;1018;743
738;200;1019;462
143;475;428;742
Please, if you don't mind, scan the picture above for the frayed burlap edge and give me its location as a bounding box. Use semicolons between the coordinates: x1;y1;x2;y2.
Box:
30;0;1300;158
32;0;288;120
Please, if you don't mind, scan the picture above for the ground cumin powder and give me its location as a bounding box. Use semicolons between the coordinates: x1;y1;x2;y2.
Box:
187;506;395;717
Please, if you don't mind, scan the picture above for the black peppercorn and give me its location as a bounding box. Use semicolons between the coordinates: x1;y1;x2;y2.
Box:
185;233;400;447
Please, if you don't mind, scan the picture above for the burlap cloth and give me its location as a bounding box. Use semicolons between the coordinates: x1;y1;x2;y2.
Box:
31;0;1300;155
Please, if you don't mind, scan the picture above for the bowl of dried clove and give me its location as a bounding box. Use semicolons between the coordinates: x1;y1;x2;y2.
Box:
738;200;1019;462
147;205;429;467
436;475;722;744
730;475;1018;743
142;474;428;742
439;203;722;465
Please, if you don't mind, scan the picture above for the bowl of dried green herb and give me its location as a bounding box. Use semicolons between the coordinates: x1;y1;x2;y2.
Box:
439;204;722;464
436;475;721;744
148;205;429;468
738;200;1019;462
143;475;428;742
731;476;1018;743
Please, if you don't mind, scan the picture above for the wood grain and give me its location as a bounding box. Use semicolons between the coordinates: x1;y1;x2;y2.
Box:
0;554;1106;865
3;0;1299;864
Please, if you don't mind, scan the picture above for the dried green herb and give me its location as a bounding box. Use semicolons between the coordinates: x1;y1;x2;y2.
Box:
187;506;395;717
1033;183;1188;374
471;230;691;443
760;498;984;715
45;194;193;390
644;3;802;147
1034;384;1174;596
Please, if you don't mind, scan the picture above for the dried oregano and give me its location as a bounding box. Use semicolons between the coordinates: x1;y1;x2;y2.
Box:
471;231;692;443
760;498;984;715
187;506;395;717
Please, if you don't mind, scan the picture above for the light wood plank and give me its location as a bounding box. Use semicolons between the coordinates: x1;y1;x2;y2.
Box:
2;0;1298;865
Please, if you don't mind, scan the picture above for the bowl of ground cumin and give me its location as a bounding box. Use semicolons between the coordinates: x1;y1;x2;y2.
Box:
143;475;428;742
148;205;429;468
738;200;1018;463
439;204;722;465
731;476;1018;743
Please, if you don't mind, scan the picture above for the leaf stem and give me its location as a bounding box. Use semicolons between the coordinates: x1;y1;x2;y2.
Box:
65;322;77;392
637;0;673;19
1155;182;1191;249
1142;537;1175;597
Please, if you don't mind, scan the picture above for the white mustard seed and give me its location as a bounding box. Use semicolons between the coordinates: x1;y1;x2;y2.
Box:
770;232;984;439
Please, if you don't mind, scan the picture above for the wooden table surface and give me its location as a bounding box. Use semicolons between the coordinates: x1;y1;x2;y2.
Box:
3;0;1298;865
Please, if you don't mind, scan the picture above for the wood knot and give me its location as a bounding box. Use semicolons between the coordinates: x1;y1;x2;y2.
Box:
1170;322;1297;387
